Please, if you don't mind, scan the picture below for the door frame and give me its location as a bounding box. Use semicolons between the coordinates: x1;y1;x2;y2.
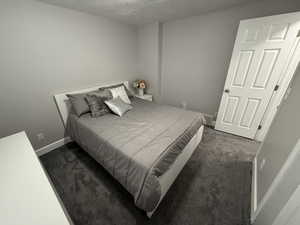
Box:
255;33;300;142
215;11;300;141
215;12;300;139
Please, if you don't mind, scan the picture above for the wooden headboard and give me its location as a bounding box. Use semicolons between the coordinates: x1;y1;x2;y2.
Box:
54;81;129;127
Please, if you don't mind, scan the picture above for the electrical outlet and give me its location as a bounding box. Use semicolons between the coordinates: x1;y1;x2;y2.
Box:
37;133;45;142
181;101;187;110
260;158;266;171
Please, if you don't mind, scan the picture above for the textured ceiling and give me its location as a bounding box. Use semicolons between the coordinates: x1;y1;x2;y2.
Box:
37;0;260;25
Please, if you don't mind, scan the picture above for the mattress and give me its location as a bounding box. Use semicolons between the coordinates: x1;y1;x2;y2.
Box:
66;98;205;212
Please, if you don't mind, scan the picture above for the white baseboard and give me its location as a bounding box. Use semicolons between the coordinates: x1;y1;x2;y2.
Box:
36;137;72;156
251;156;258;223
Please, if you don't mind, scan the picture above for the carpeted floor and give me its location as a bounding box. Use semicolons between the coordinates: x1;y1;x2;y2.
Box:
40;127;259;225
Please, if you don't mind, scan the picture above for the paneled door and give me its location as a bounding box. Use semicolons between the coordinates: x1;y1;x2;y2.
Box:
215;12;300;139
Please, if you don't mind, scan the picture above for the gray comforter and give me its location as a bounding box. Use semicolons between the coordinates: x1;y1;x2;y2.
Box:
67;98;204;212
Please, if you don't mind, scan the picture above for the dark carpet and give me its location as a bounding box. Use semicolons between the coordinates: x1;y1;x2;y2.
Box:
40;127;259;225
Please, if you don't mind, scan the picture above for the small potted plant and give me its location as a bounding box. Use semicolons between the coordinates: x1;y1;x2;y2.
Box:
133;80;147;96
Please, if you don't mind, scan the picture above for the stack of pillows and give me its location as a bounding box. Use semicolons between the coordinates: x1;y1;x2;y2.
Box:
67;84;133;118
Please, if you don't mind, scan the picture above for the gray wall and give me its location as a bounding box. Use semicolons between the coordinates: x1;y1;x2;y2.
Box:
0;0;138;149
159;0;300;114
137;22;161;100
254;67;300;225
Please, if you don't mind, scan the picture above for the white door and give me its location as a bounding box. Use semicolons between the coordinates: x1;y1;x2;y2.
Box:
215;12;300;139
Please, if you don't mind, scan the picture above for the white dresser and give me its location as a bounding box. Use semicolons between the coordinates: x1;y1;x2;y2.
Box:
0;132;72;225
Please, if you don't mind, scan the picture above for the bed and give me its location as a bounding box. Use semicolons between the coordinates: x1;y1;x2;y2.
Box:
54;81;205;217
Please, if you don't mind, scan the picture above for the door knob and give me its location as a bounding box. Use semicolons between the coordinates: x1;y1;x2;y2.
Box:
224;89;230;93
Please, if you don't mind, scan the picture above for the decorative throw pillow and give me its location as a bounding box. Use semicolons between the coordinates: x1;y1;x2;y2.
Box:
99;83;133;98
85;95;107;118
104;97;133;117
88;89;112;113
109;85;131;104
92;89;113;101
66;93;91;117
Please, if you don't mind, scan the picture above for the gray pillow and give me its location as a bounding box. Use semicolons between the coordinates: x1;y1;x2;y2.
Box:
104;97;133;117
100;83;133;98
88;89;112;113
91;89;113;101
66;93;90;117
85;95;107;118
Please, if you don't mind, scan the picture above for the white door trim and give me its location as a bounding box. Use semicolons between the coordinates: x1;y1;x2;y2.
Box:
251;156;258;219
216;11;300;140
255;37;300;141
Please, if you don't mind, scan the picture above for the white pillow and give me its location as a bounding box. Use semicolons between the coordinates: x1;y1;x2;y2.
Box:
109;85;131;104
104;97;133;117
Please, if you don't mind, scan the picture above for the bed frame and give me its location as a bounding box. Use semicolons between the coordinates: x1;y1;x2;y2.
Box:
54;81;204;218
147;125;204;217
